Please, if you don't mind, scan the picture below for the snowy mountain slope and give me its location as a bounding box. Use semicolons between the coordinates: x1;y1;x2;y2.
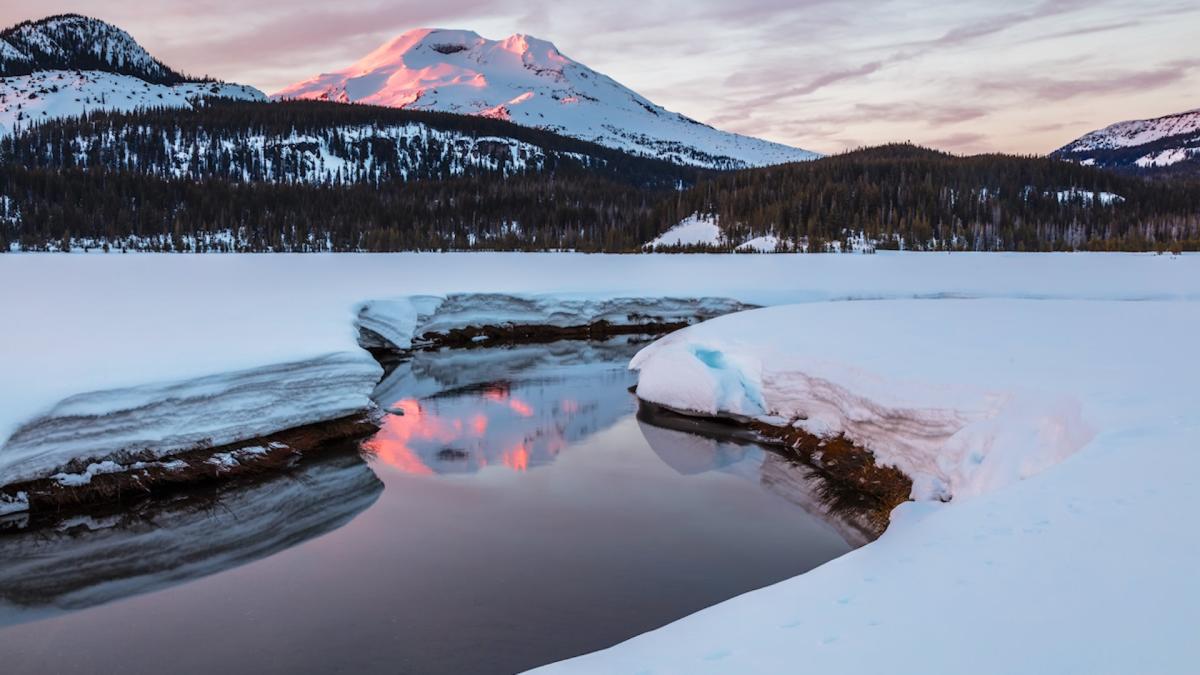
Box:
274;28;819;169
1052;107;1200;175
0;15;265;137
0;70;263;137
0;14;184;83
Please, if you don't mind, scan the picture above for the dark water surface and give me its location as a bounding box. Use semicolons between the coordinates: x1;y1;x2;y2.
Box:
0;338;862;674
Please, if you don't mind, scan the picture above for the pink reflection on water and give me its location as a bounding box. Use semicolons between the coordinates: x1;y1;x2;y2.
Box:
366;387;574;475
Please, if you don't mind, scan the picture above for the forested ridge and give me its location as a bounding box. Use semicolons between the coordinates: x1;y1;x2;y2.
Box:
0;166;666;252
1051;131;1200;180
3;126;1199;252
649;145;1200;252
1;100;703;188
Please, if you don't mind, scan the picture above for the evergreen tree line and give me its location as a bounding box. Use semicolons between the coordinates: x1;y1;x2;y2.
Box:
649;145;1200;252
1;100;705;189
3;141;1200;253
0;166;667;252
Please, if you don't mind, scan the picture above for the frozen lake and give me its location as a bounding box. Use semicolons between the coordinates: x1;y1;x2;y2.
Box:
0;337;861;674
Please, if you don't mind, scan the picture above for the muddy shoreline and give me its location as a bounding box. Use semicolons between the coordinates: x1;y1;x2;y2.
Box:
635;399;912;536
1;415;378;529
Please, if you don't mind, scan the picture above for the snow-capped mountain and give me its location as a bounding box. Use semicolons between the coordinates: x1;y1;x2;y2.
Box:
0;14;184;82
1053;107;1200;175
273;28;818;169
0;15;264;136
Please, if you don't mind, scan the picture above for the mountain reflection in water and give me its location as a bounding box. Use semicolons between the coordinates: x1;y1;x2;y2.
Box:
0;336;873;675
365;338;644;476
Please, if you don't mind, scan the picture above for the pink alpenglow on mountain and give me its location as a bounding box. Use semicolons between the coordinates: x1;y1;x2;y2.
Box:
273;28;819;169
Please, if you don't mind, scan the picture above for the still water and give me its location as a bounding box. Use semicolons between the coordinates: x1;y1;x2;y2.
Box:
0;338;864;674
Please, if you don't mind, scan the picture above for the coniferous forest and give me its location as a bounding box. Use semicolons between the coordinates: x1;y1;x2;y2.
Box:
2;103;1199;252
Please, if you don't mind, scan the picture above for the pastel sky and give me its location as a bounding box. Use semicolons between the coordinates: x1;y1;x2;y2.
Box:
3;1;1198;155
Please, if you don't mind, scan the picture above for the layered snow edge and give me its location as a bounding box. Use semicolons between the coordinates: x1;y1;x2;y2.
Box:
0;292;750;492
0;352;382;487
355;293;754;350
630;301;1100;501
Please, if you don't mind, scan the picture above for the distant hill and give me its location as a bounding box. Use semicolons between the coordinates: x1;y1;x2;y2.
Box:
4;143;1198;253
644;144;1200;252
0;14;264;137
0;99;702;189
1052;108;1200;178
0;14;186;83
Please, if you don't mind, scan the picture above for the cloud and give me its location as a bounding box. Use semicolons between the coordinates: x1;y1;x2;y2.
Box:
923;131;990;154
708;60;885;128
981;58;1200;102
890;0;1092;55
2;0;1198;154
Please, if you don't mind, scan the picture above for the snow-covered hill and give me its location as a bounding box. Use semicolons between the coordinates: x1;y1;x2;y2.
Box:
274;28;818;169
0;70;263;137
0;14;183;82
1053;107;1200;175
0;15;265;137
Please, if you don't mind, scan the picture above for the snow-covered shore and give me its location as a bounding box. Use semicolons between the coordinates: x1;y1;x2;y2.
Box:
534;297;1200;674
1;252;1198;670
2;252;1198;493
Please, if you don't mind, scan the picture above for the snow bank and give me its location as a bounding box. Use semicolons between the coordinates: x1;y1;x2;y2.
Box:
356;296;445;349
536;297;1200;674
357;293;753;350
3;253;1199;488
0;353;381;485
630;300;1110;500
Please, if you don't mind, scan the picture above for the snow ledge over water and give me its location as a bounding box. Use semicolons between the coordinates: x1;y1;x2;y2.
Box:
534;297;1200;674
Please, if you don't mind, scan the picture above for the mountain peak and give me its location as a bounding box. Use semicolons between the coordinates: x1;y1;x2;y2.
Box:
0;13;187;84
273;27;817;169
